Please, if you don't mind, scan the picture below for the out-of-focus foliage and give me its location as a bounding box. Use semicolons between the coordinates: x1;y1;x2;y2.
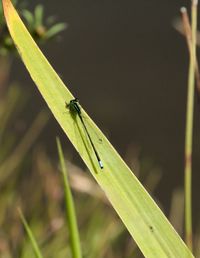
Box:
21;4;67;42
0;1;66;55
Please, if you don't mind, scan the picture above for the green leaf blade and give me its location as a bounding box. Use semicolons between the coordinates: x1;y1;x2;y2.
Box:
19;209;44;258
56;137;82;258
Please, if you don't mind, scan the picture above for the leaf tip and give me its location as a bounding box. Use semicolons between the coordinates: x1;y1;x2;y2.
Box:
2;0;10;16
2;0;16;27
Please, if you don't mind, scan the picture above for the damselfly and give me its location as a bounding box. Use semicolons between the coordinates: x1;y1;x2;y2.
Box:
66;98;103;169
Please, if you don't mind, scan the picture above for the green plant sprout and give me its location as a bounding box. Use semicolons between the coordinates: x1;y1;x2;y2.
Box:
18;209;44;258
21;4;67;42
57;137;82;258
0;1;66;55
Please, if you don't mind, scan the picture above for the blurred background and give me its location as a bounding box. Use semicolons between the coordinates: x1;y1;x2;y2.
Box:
0;0;200;257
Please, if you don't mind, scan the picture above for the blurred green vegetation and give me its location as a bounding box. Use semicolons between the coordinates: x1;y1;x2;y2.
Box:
0;0;66;55
0;1;200;258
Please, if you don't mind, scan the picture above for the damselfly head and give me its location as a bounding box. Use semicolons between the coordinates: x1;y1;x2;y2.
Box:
66;98;81;115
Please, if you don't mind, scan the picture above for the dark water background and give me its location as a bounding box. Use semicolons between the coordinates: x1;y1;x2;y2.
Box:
12;0;200;225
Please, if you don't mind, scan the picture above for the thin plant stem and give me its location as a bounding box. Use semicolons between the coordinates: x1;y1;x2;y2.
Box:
56;137;82;258
181;6;200;98
184;0;198;250
18;209;44;258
